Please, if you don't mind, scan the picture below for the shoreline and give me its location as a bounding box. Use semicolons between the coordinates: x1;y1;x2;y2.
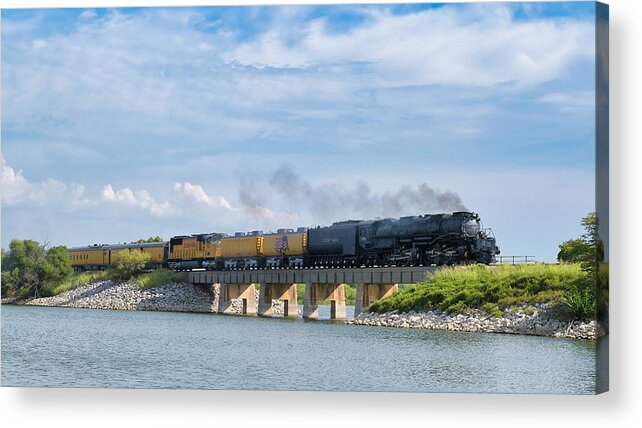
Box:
348;307;601;340
2;280;601;340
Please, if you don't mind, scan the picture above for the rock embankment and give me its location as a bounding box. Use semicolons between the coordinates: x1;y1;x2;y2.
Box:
348;305;599;340
26;281;215;312
23;281;290;315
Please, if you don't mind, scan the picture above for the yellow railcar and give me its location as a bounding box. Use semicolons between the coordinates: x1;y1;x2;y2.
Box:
68;242;167;271
262;230;307;257
68;245;110;271
142;244;165;264
216;232;263;269
111;242;166;265
219;234;263;258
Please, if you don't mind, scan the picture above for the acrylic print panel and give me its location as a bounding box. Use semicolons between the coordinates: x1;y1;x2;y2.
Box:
0;2;608;394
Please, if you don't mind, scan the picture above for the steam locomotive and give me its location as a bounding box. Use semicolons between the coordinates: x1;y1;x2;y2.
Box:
307;211;499;267
70;211;498;271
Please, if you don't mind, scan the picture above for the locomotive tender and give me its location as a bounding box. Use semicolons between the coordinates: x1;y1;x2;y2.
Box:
69;212;499;271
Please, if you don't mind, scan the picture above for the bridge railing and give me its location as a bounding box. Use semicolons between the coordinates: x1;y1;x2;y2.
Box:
495;255;537;265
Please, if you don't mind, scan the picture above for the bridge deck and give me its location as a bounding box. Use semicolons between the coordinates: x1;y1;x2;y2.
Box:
187;266;438;285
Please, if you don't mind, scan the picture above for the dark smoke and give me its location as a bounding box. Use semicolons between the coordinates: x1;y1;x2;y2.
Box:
237;176;275;222
239;165;467;223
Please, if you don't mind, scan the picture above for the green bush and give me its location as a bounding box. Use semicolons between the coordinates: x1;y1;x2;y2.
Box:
109;251;151;282
562;280;596;321
133;269;182;289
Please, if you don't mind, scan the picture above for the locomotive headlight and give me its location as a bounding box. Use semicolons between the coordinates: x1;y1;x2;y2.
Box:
462;219;480;237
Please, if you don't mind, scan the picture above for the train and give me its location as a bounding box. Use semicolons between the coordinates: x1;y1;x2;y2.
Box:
69;211;499;272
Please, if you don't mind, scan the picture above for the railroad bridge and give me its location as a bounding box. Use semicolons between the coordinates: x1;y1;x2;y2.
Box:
187;266;438;320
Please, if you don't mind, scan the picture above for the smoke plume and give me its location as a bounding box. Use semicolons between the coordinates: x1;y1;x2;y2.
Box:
238;165;467;225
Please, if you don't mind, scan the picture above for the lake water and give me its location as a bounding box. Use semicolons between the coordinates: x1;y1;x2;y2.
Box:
1;305;600;393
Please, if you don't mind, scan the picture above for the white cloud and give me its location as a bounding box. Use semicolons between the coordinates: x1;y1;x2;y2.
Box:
79;10;97;21
1;158;31;205
32;39;47;49
173;182;232;209
536;91;595;112
101;184;173;217
99;181;235;219
225;5;594;88
1;157;86;208
1;5;595;155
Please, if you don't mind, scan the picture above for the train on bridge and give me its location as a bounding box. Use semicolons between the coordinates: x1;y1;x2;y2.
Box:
68;211;499;272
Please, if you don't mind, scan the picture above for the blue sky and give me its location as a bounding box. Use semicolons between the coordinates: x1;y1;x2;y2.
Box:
1;2;597;262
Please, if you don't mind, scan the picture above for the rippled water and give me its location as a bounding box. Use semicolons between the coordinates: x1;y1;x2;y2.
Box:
1;305;599;393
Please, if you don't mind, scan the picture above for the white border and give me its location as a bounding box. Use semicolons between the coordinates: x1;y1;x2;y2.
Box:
1;1;641;427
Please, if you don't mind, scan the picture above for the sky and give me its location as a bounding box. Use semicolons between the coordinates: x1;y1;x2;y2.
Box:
1;2;598;262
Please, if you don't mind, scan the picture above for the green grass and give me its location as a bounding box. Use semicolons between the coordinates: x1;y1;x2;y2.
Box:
42;271;109;297
133;269;183;289
368;264;588;316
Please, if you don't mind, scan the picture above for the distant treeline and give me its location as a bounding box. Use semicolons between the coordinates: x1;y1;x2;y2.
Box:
136;236;164;243
1;237;164;299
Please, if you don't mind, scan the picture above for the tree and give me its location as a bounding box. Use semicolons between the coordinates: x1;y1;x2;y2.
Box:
559;212;602;321
557;238;590;263
1;239;73;298
579;212;603;276
109;251;151;282
2;239;46;297
42;246;74;286
136;236;164;243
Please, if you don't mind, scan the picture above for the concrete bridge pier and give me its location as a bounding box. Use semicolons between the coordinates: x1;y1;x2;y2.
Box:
217;283;257;315
303;282;347;320
354;283;398;316
258;283;298;318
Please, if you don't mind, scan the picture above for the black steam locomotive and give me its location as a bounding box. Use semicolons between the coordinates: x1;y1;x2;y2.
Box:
307;211;499;267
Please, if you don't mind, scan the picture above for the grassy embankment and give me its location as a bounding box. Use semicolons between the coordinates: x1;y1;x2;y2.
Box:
132;269;184;289
369;263;588;319
42;271;109;297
